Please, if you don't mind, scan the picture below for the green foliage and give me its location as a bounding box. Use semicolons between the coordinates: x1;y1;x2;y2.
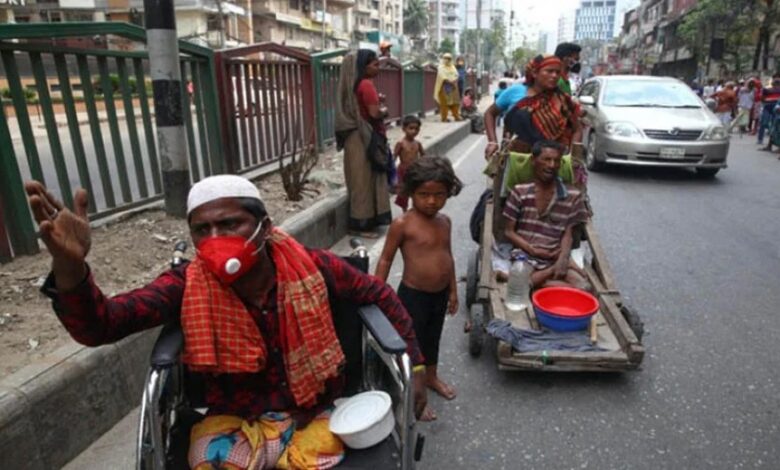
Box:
460;18;507;72
678;0;772;73
510;47;537;71
0;87;38;103
403;0;428;39
91;74;138;95
438;38;455;55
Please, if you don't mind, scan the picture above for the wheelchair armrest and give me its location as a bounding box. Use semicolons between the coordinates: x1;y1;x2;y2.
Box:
150;322;184;368
358;305;406;355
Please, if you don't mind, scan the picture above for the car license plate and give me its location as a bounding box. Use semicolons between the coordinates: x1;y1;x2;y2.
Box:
660;147;686;159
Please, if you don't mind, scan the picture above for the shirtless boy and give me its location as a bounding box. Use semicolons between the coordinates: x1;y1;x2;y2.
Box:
376;156;463;421
393;115;425;211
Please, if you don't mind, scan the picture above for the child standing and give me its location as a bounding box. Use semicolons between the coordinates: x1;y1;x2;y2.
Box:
375;156;463;422
393;115;425;211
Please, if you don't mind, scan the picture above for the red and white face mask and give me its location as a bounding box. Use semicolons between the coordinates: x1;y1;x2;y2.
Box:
195;218;267;285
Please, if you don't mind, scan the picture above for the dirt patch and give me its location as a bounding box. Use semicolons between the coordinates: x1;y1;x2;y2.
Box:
0;154;344;379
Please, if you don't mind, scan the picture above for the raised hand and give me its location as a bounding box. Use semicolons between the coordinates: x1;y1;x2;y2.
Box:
25;181;91;290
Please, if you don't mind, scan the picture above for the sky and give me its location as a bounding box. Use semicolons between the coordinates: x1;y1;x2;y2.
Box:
507;0;581;31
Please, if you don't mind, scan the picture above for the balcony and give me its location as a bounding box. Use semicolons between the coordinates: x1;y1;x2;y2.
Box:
328;0;356;8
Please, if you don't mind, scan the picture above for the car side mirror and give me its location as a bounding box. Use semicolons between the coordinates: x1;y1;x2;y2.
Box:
578;95;596;107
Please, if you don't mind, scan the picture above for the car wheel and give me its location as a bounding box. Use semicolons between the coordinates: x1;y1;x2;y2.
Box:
695;168;720;179
585;131;606;172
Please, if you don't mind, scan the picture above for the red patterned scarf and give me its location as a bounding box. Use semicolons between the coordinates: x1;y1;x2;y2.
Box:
181;228;345;408
515;90;578;146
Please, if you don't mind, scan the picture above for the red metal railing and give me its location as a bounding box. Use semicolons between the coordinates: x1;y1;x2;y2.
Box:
215;43;315;174
423;64;437;113
375;58;403;123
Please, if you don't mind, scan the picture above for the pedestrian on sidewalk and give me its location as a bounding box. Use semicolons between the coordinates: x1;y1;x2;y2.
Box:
713;82;737;128
461;87;485;133
758;75;780;148
456;56;467;99
434;53;461;122
393;115;425;212
335;49;392;238
375;156;463;422
734;80;756;134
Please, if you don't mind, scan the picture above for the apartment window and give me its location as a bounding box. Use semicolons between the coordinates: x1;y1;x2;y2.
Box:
207;14;221;31
289;0;299;9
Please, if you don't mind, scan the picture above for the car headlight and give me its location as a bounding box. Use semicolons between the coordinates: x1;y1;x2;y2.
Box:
604;122;642;138
703;126;728;140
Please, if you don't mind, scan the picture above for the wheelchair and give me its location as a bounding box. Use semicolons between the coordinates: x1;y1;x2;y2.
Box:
136;241;424;469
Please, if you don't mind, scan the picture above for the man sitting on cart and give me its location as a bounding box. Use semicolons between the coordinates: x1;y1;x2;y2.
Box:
502;140;590;290
486;54;590;289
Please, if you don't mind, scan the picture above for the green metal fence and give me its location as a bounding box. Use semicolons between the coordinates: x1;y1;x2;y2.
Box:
0;22;223;260
402;63;424;117
311;49;348;150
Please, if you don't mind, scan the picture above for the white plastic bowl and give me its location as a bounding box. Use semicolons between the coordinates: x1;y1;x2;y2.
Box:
329;391;394;449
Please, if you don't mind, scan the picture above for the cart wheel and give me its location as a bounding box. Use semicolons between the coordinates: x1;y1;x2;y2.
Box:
468;303;485;357
620;304;644;341
466;248;480;308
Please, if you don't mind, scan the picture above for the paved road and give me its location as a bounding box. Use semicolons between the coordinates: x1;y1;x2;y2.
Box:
66;134;780;469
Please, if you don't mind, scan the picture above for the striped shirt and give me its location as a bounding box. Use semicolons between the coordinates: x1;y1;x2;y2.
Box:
503;179;589;251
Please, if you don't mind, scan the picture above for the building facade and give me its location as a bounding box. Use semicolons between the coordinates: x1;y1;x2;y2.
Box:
0;0;400;52
574;0;637;41
428;0;460;51
463;0;504;30
557;10;576;44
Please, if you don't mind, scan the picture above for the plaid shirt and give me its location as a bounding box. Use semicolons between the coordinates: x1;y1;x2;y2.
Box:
42;248;422;423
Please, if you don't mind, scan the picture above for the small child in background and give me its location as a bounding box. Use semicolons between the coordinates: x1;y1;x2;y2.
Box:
375;156;463;422
494;79;509;127
393;115;425;211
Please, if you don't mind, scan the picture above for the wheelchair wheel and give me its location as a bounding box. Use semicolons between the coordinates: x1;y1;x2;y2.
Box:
468;303;485;357
465;248;480;309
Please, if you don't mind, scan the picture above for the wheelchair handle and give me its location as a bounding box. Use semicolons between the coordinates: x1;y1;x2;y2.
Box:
172;241;188;268
349;238;368;258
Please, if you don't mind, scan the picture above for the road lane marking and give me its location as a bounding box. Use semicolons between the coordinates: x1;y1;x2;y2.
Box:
453;136;485;169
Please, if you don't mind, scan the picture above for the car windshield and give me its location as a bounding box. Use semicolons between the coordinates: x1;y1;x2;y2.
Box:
602;80;702;108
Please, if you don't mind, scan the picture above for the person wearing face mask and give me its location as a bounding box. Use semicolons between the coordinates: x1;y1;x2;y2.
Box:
553;42;582;96
25;174;427;469
482;42;582;160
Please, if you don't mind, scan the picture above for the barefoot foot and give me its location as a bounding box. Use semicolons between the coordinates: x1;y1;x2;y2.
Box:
427;377;456;400
419;405;437;422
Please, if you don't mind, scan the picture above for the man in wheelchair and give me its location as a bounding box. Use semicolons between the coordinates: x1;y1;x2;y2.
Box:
25;175;427;469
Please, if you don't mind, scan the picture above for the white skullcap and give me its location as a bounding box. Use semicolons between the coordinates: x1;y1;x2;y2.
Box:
187;174;263;215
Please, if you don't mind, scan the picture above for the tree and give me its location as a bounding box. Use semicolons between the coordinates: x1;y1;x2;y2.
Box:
678;0;765;75
460;17;507;73
752;0;779;71
403;0;428;47
508;46;537;72
438;38;455;55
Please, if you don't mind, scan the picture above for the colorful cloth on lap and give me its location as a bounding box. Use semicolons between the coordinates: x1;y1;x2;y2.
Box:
189;410;344;470
181;228;345;408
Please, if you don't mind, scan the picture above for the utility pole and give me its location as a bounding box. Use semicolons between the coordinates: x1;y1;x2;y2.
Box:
476;0;482;73
321;0;327;50
144;0;190;217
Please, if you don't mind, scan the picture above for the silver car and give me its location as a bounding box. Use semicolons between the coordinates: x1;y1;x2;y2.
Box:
578;75;730;178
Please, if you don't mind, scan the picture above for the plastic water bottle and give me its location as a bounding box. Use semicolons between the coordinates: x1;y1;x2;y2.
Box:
505;254;531;311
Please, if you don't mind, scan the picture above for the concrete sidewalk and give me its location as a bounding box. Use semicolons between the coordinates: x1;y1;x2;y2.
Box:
1;111;476;470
